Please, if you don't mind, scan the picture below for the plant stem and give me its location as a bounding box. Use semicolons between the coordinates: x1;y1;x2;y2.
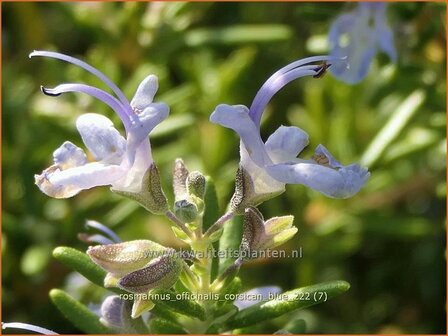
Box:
205;211;234;236
165;210;193;238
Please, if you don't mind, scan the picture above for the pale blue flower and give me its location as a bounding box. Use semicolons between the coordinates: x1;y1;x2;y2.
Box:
234;286;282;310
2;322;58;335
329;2;396;84
210;56;369;199
31;51;169;198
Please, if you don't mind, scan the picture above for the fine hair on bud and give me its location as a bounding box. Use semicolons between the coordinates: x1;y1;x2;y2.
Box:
186;171;206;199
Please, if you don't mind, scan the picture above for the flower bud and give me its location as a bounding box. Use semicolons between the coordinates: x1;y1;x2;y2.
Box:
239;207;297;259
113;164;168;214
87;239;167;278
100;295;135;332
174;199;198;223
118;251;182;294
173;158;189;201
186;171;206;199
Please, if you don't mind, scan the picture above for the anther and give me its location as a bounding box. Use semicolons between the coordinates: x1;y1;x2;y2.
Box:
40;86;61;96
313;62;332;78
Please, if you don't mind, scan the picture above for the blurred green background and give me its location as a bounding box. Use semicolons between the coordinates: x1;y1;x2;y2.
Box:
2;1;446;334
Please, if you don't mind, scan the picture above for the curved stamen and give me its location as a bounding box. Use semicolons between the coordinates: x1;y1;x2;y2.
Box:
78;233;115;245
29;50;132;115
85;220;122;243
2;322;58;335
249;66;318;126
41;84;132;131
249;55;344;126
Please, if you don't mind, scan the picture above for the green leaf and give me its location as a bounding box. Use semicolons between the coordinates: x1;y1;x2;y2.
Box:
151;114;195;139
203;176;220;231
152;304;182;323
382;127;439;164
217;277;242;307
148;317;187;334
185;25;292;47
208;227;224;243
53;246;105;287
52;246;124;294
361;90;425;167
152;290;206;321
49;289;112;334
218;215;243;274
283;318;307;333
21;244;52;276
222;280;350;330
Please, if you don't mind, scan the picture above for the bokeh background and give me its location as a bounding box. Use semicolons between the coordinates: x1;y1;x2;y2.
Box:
2;1;446;334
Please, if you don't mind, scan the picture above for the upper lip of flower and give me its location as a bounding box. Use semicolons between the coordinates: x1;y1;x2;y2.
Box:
210;56;370;199
31;50;169;198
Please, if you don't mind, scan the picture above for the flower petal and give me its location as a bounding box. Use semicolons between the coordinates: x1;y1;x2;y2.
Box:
48;162;127;190
35;142;88;198
76;113;126;164
373;10;397;62
234;286;282;310
130;75;158;111
265;126;309;163
240;145;285;197
329;10;377;84
113;139;152;193
100;296;126;330
264;215;294;236
210;104;271;166
53;141;87;169
265;155;370;199
127;103;169;160
35;166;82;198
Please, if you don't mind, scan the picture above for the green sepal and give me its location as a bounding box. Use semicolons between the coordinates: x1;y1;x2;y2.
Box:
112;164;168;214
49;289;112;334
222;280;350;330
230;166;284;214
148;317;187;334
